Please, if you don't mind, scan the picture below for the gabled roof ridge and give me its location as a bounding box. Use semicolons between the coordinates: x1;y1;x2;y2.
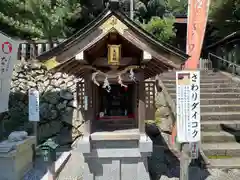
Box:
37;7;188;61
111;10;188;59
37;8;111;60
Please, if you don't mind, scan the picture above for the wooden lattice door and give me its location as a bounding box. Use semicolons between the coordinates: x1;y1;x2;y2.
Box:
145;81;156;120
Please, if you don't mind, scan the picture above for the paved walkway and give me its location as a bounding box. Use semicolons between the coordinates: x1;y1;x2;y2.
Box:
57;151;83;180
56;147;240;180
23;132;240;180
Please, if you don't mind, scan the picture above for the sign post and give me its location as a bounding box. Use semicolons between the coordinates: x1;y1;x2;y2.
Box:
0;33;19;114
28;88;40;149
176;71;201;180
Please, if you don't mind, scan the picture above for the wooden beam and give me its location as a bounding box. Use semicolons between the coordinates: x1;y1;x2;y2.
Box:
57;58;75;72
149;59;166;72
75;51;88;64
142;51;152;63
152;58;171;70
70;65;86;76
62;60;80;74
58;28;108;64
92;57;138;66
123;30;182;69
75;69;86;78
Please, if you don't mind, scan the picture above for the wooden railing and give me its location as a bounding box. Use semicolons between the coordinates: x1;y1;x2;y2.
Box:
17;39;64;61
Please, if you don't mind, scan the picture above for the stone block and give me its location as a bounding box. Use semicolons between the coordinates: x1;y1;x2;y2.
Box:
0;136;36;180
139;134;153;153
76;136;91;153
82;138;152;180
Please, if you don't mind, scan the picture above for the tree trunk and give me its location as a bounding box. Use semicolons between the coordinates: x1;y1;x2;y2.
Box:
48;37;54;49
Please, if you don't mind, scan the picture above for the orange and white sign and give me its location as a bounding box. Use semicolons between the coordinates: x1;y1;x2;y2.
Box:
185;0;210;69
172;0;210;145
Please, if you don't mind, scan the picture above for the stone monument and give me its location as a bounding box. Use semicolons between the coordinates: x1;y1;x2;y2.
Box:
0;131;36;180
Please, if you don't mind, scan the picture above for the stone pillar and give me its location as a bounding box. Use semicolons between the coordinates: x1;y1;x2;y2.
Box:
138;72;146;134
138;72;152;154
84;73;93;136
76;72;92;153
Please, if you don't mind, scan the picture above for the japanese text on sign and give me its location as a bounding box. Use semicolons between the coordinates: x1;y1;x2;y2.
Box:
176;71;201;143
28;88;40;122
0;32;19;113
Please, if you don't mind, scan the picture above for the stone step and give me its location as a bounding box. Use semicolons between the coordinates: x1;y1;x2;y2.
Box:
202;142;240;157
163;83;238;89
202;131;240;143
96;123;136;131
170;92;240;99
173;98;240;105
162;79;232;84
200;98;240;105
96;119;135;125
167;87;240;93
201;112;240;121
160;74;228;80
201;104;240;112
201;120;240;132
207;158;240;169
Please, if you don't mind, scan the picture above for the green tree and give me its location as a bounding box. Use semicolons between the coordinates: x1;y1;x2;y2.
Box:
134;0;184;43
141;16;176;42
209;0;240;38
0;0;82;45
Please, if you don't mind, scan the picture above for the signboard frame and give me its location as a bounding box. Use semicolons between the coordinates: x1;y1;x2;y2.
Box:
176;70;201;143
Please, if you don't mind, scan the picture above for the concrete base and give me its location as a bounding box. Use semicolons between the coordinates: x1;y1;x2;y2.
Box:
0;136;36;180
77;132;152;180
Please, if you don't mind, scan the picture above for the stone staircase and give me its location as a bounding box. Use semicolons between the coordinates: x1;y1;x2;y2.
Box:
159;70;240;168
95;118;137;131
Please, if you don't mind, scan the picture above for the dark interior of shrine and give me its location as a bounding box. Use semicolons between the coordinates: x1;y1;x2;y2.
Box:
98;84;134;119
95;83;137;131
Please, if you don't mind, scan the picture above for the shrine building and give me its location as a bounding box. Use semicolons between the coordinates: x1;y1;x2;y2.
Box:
36;1;188;179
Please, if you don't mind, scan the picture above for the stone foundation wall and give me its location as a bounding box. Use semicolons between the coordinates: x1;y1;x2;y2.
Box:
155;84;173;133
0;61;84;144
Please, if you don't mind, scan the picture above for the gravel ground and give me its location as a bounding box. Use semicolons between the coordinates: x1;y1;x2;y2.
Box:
23;157;47;180
23;153;64;180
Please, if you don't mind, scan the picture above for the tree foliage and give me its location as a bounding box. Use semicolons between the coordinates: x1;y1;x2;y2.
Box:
209;0;240;38
141;16;176;42
0;0;83;41
0;0;188;44
134;0;187;42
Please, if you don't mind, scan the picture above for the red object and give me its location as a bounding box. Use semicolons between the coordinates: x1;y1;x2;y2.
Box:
124;86;128;91
97;114;135;120
2;42;12;54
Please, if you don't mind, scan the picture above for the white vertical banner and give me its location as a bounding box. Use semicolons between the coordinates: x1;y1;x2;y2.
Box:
0;32;19;113
28;88;40;122
176;71;200;143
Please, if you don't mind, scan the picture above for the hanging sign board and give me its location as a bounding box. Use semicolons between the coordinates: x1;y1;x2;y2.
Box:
28;88;40;122
0;32;19;113
108;45;121;66
176;70;201;143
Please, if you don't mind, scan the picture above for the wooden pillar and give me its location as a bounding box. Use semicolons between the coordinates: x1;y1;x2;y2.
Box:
84;73;94;135
138;72;146;134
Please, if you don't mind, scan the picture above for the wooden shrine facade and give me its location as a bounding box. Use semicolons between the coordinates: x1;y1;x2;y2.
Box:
36;2;188;137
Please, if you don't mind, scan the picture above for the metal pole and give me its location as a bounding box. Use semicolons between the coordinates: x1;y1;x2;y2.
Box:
180;143;189;180
130;0;134;20
33;121;38;148
47;162;56;180
0;112;5;141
